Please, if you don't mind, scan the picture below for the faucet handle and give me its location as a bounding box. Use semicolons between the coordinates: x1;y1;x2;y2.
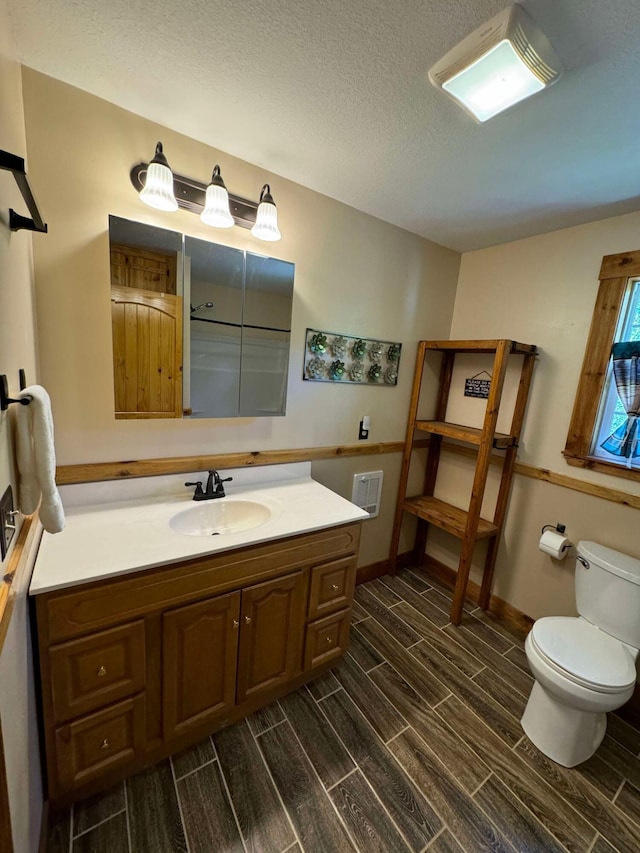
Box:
216;475;233;491
185;481;204;499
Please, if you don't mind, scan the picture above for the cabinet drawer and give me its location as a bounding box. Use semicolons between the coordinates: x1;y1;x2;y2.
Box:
308;556;356;620
54;694;146;790
304;608;351;670
49;621;145;723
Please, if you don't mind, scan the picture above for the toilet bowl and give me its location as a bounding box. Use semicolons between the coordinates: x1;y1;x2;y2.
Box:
522;617;636;766
522;542;640;768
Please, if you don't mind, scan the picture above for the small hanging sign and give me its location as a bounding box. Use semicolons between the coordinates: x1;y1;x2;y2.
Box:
464;370;491;399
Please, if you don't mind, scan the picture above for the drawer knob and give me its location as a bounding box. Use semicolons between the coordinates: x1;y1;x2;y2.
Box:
100;738;110;750
331;584;339;592
245;616;252;625
326;636;333;644
233;619;239;628
96;665;107;678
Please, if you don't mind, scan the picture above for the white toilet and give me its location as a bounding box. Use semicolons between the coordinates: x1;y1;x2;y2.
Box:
522;541;640;767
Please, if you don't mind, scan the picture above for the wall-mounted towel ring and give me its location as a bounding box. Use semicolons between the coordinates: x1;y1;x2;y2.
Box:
1;370;33;410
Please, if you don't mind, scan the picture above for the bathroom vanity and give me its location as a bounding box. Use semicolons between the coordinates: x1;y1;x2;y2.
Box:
29;464;366;807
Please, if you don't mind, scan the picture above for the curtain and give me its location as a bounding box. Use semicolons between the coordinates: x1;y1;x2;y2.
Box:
600;341;640;460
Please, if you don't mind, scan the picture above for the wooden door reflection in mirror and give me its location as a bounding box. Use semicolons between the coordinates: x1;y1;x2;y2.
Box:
109;219;183;418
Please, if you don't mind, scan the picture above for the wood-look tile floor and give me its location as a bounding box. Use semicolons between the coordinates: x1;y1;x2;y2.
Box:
46;569;640;853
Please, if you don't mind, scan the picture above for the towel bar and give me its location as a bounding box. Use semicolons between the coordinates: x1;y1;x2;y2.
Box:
0;150;48;233
1;371;32;410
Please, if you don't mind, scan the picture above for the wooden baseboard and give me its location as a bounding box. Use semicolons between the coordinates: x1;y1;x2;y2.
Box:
357;551;533;640
420;554;534;640
356;552;411;585
356;550;533;639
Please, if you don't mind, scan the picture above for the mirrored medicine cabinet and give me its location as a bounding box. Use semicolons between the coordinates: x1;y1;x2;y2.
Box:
108;216;295;419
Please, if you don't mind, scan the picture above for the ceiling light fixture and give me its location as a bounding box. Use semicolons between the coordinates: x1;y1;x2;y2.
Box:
251;185;281;242
131;144;282;240
138;142;178;211
428;4;563;123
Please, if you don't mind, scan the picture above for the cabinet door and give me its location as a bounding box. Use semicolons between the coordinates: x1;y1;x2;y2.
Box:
163;591;240;739
237;571;307;703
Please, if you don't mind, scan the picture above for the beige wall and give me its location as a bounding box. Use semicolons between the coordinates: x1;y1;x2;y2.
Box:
21;68;460;567
0;2;42;849
436;211;640;619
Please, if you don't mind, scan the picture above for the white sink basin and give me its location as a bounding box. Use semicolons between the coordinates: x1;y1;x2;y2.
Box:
169;499;272;537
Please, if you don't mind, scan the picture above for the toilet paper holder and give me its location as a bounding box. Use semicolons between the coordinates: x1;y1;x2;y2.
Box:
541;522;566;535
539;522;573;559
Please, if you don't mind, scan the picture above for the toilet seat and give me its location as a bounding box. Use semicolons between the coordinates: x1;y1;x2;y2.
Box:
530;617;636;694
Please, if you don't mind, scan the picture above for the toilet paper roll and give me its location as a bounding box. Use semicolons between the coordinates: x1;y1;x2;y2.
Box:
539;529;571;559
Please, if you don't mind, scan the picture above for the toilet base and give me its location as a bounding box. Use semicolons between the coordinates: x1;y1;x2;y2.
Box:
521;681;607;767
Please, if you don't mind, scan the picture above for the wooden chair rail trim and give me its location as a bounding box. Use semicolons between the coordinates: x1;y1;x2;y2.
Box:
0;513;42;655
56;439;639;509
55;441;414;484
443;442;640;510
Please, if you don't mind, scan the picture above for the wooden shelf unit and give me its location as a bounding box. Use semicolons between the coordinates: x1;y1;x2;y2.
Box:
389;339;537;625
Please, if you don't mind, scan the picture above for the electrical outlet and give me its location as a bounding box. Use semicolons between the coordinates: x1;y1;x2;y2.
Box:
1;485;17;561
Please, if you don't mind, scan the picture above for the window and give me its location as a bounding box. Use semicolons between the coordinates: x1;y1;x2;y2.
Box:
564;249;640;482
591;279;640;467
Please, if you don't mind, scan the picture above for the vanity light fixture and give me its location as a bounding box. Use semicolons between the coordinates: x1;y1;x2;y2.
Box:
200;165;234;228
428;4;564;122
138;143;178;211
131;144;283;240
251;185;281;242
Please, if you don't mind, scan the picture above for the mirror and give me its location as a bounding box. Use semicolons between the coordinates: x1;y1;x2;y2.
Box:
108;216;294;419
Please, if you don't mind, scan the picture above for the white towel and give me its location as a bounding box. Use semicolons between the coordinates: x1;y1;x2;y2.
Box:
16;385;65;534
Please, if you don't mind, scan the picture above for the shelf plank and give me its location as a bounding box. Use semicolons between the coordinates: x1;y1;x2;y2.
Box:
414;421;515;449
402;496;498;541
420;339;537;355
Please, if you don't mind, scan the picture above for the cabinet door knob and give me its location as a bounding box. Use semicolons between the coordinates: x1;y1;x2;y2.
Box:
233;619;239;628
331;584;339;592
100;738;110;750
244;616;252;625
97;665;107;677
326;636;333;644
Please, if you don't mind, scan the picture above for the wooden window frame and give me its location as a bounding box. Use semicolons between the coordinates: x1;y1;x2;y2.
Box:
563;249;640;483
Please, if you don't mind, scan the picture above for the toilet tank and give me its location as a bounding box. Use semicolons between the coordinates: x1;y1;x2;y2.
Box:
576;541;640;648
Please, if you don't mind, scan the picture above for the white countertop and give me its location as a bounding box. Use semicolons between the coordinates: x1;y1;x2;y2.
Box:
30;463;368;595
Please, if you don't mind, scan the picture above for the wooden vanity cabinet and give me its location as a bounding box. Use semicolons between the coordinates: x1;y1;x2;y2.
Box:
34;521;361;807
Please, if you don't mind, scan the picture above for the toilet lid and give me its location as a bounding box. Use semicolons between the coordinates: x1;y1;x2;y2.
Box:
531;617;636;691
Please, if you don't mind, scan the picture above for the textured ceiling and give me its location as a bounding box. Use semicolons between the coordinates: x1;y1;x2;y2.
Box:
6;0;640;251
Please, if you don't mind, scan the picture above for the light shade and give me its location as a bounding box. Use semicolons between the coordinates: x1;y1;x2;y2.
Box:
429;4;563;123
139;142;178;211
443;40;544;123
200;165;234;228
251;184;281;242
